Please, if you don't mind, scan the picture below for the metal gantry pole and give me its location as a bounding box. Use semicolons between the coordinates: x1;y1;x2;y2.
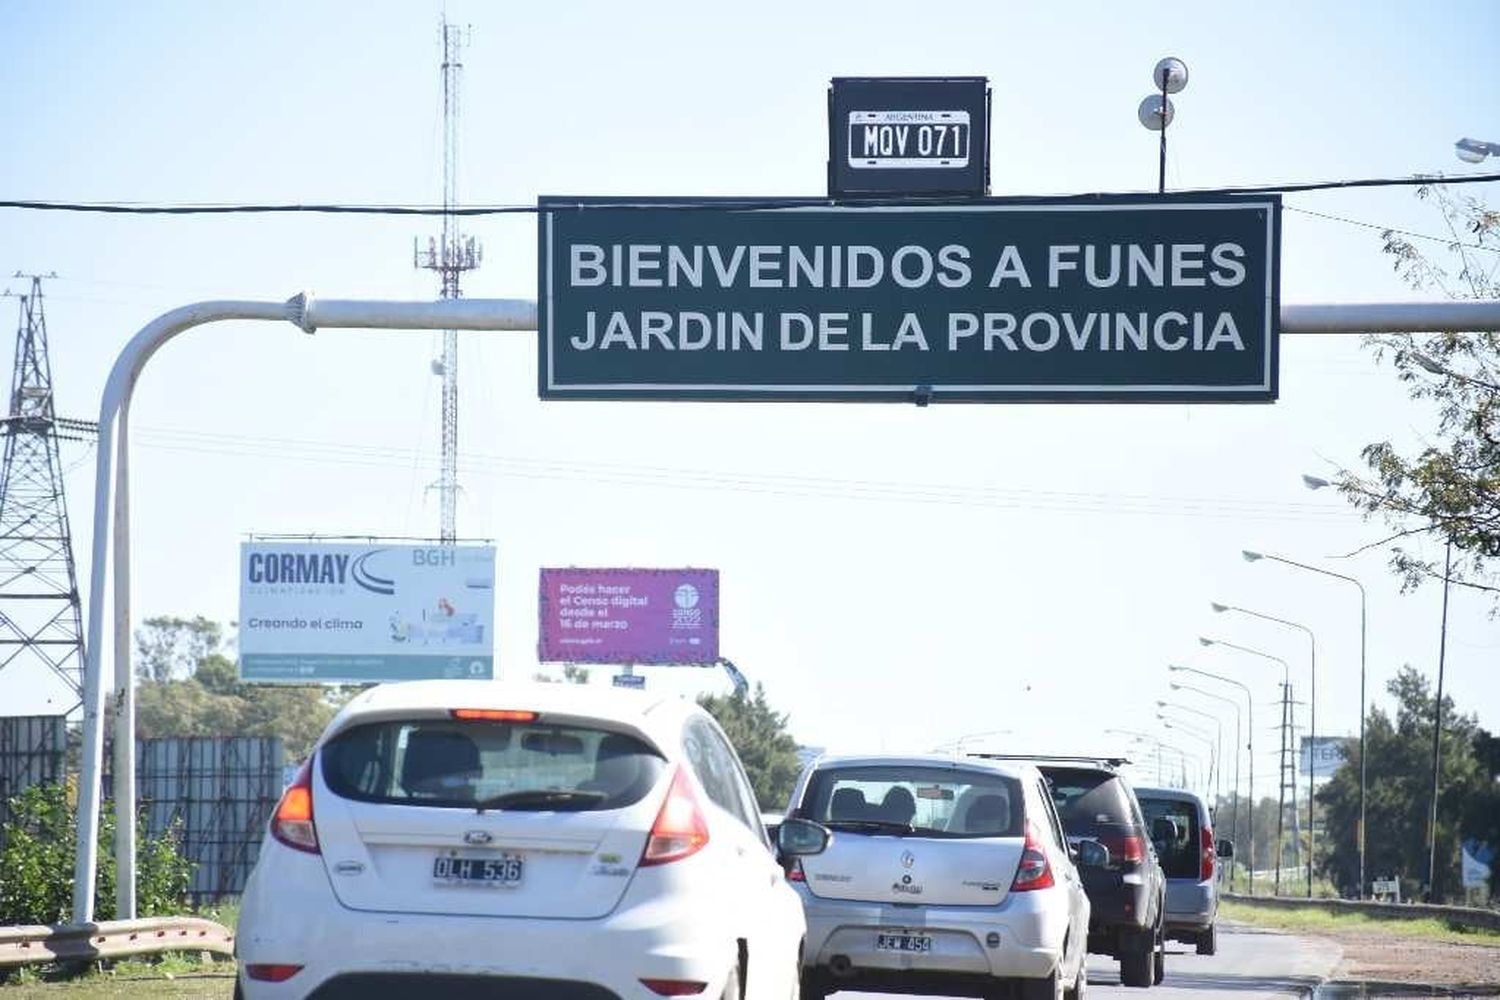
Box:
71;295;1500;920
74;295;536;922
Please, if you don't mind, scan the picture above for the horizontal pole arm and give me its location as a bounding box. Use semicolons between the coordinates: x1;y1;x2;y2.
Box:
1281;301;1500;334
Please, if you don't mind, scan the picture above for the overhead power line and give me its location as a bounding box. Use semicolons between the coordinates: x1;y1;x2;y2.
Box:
1;172;1497;217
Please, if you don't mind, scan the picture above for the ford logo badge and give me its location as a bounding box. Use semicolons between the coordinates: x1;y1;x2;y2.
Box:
464;830;494;845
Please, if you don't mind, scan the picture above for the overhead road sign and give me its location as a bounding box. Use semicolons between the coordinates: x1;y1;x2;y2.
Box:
239;542;496;683
538;195;1281;403
829;77;990;197
538;568;718;665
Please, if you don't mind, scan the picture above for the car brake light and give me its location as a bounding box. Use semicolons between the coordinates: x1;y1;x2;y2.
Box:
271;758;319;855
640;766;710;867
450;708;538;722
1011;821;1055;892
245;964;303;983
1102;833;1145;866
1200;825;1215;881
640;980;707;996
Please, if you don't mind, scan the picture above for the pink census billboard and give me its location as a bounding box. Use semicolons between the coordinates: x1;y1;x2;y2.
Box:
538;568;719;665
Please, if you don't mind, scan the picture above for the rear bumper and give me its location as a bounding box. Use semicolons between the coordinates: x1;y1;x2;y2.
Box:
1080;870;1155;954
1163;877;1216;932
796;886;1069;984
236;845;747;1000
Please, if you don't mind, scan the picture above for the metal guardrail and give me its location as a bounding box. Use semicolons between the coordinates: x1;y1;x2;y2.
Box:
1224;892;1500;933
0;916;234;968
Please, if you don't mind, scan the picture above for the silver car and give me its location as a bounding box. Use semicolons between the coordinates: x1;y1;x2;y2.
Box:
1134;786;1223;955
784;754;1095;1000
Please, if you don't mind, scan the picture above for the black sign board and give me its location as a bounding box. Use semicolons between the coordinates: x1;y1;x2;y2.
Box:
537;195;1281;403
829;77;990;198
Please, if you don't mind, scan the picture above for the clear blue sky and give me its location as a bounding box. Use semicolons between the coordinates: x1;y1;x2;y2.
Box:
1;1;1496;789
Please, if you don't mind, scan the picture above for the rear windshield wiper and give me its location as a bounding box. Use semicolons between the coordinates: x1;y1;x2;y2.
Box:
824;819;915;835
474;789;608;813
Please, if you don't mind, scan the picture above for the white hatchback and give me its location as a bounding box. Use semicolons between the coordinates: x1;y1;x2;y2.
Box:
236;680;826;999
786;755;1095;1000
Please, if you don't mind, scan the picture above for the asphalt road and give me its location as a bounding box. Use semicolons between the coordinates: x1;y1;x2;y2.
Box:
829;921;1342;999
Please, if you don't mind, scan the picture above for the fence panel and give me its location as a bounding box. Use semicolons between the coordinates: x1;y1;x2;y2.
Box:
0;715;67;845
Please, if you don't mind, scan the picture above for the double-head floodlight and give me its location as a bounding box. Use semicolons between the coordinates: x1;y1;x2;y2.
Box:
1140;57;1189;193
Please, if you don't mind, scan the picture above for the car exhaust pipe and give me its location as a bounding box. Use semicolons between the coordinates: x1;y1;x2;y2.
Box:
828;954;853;977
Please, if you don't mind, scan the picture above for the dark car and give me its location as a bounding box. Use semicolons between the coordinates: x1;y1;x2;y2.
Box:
973;755;1167;989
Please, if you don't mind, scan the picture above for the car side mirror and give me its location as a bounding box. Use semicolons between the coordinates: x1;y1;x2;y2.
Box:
1215;838;1234;860
1076;839;1110;868
777;817;831;858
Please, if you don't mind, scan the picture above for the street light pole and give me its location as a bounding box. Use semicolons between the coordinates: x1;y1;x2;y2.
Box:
1160;716;1217;799
1160;700;1223;805
1213;601;1319;898
1168;664;1255;894
1427;539;1454;900
1244;549;1368;897
1201;635;1295;894
1171;681;1242;888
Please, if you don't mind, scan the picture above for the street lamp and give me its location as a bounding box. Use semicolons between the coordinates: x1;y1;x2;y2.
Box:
1304;476;1458;900
1200;634;1298;894
1158;715;1217;799
1138;57;1188;194
1159;700;1224;804
1243;548;1369;896
1170;681;1243;888
1168;664;1256;893
1212;600;1319;898
1455;137;1500;164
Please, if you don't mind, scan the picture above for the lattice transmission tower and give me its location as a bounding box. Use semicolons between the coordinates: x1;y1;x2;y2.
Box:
414;19;481;543
0;274;97;712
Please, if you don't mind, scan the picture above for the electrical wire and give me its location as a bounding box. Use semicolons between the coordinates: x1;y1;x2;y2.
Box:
1285;205;1500;255
2;172;1498;216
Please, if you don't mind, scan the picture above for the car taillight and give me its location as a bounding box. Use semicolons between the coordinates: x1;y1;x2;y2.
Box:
245;964;303;983
640;980;707;996
271;758;319;855
1102;833;1145;866
1200;825;1215;881
787;859;806;882
450;708;538;722
1011;821;1055;892
640;766;709;867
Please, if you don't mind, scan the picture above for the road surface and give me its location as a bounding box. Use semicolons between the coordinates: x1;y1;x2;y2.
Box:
829;920;1342;999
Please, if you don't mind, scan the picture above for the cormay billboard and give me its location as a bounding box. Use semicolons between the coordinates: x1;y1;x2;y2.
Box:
538;195;1280;403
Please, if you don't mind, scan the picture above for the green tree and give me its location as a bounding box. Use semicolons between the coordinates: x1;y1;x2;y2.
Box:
132;617;351;760
0;782;192;925
699;683;802;812
1315;665;1489;901
1331;188;1499;599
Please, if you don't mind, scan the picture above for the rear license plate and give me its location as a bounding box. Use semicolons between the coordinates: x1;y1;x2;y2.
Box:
433;854;523;887
875;932;933;953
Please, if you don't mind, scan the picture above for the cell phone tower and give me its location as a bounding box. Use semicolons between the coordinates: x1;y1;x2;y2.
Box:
414;19;481;543
0;274;97;713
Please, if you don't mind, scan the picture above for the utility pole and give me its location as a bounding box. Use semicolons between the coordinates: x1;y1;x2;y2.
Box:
414;19;481;543
0;274;97;712
1274;681;1300;896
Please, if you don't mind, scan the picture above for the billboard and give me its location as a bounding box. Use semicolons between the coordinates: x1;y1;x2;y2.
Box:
239;543;496;683
538;568;718;665
1299;735;1352;781
538;195;1280;403
828;77;990;197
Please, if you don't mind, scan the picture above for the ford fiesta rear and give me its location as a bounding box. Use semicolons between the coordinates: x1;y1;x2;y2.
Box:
235;686;788;999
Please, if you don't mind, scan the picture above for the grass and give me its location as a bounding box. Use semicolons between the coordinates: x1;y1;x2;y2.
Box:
1222;899;1500;947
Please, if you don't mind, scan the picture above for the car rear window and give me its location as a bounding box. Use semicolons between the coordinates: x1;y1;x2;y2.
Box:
1138;795;1201;879
797;764;1024;838
320;719;667;811
1042;767;1141;838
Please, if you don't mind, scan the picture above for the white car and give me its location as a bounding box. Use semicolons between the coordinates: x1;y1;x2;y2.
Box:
236;680;827;999
785;754;1095;1000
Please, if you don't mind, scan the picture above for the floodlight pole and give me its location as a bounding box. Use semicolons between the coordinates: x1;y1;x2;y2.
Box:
71;294;1500;923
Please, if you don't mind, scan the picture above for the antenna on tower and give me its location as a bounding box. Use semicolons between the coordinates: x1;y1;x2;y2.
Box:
0;273;98;712
414;18;480;544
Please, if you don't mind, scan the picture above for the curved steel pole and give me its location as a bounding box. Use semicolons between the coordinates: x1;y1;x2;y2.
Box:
1169;664;1254;894
75;295;538;922
1171;681;1242;888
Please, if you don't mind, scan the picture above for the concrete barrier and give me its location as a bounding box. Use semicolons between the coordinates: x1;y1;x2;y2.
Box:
1224;892;1500;933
